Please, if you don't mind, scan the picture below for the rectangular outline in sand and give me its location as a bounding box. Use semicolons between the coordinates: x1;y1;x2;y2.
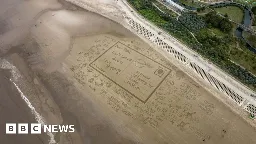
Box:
89;42;171;103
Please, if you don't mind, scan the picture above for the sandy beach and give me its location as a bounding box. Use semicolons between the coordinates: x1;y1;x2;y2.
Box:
0;0;256;144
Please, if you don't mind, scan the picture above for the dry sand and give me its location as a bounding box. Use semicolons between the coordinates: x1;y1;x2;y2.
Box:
0;0;256;144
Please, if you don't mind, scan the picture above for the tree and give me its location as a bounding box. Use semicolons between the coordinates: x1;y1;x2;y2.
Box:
204;11;233;32
219;18;232;32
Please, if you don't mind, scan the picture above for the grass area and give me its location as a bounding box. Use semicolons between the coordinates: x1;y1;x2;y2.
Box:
235;0;256;7
197;7;213;15
229;41;256;80
243;31;256;47
253;18;256;26
179;0;203;8
139;9;168;25
231;23;239;35
208;28;227;37
214;6;244;23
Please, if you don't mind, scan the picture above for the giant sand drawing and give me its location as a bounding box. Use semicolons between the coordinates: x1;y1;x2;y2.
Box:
90;42;171;103
1;0;256;143
64;34;256;144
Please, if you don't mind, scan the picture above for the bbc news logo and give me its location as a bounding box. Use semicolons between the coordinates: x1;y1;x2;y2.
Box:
6;123;75;134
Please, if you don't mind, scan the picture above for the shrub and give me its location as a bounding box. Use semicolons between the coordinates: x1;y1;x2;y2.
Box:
179;12;206;32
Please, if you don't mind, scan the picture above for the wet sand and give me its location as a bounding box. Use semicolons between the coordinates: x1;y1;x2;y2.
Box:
0;69;48;144
0;0;256;144
0;0;135;143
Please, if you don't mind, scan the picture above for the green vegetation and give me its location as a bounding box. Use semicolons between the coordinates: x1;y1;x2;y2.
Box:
196;29;231;62
153;1;178;17
252;7;256;27
127;0;256;90
127;0;199;47
204;11;233;33
234;0;256;7
252;6;256;13
222;60;256;89
197;7;206;12
243;31;256;47
214;6;244;23
199;12;256;89
197;29;256;89
208;28;227;37
179;0;202;8
139;9;168;25
196;6;212;15
229;40;256;77
178;12;206;32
